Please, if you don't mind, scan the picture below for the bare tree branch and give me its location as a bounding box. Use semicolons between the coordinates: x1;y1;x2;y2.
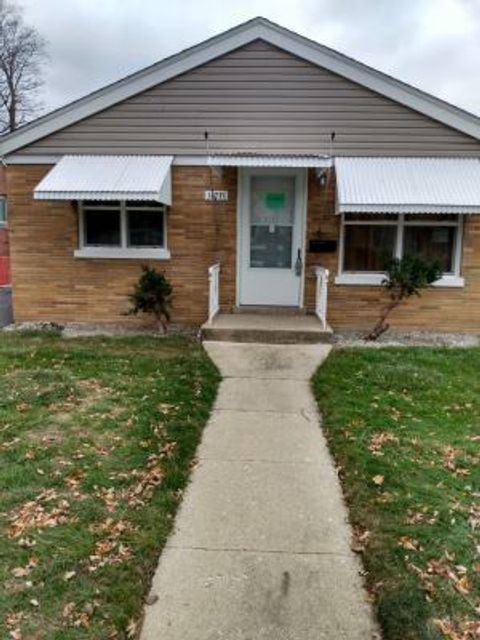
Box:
0;0;47;132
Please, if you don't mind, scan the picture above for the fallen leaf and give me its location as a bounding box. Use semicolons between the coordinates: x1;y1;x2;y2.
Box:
62;602;75;619
398;536;423;552
372;475;384;486
368;432;399;456
63;570;76;582
126;619;138;638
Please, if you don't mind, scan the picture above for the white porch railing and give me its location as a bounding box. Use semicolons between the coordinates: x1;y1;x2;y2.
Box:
208;263;220;323
314;266;330;330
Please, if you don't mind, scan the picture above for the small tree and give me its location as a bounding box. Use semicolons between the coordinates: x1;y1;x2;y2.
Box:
365;255;442;341
128;266;173;333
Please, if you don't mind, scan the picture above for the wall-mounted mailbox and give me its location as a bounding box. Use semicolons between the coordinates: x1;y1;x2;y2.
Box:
309;239;337;253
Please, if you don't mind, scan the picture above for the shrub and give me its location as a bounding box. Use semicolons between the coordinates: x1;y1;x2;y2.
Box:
128;266;173;333
365;255;442;341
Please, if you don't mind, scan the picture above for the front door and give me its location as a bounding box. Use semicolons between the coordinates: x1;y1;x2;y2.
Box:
239;168;306;306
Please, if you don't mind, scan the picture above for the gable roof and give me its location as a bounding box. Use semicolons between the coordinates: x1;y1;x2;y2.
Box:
1;16;479;156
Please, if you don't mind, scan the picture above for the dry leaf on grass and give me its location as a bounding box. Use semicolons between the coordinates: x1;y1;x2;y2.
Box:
368;431;399;456
63;571;76;582
469;505;480;531
406;508;438;526
442;447;471;477
8;489;70;538
434;618;480;640
372;474;385;486
427;556;473;596
6;612;24;640
398;536;423;552
351;527;371;553
126;619;138;638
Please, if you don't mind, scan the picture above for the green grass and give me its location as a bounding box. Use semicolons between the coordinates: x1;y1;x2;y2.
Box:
0;332;219;640
313;348;480;640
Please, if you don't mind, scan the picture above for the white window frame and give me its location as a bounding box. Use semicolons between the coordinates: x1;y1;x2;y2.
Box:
0;197;7;226
74;200;170;260
335;213;464;288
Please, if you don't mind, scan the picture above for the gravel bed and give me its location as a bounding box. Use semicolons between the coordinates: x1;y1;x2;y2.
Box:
3;321;479;348
333;330;480;348
3;321;199;339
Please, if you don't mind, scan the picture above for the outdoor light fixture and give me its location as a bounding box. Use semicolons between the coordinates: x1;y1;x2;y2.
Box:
316;168;328;187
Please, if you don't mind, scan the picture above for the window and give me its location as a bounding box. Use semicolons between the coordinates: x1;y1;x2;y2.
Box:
0;198;7;225
337;213;463;287
249;175;295;269
343;225;396;271
84;209;121;246
403;226;456;273
127;208;164;247
76;200;169;259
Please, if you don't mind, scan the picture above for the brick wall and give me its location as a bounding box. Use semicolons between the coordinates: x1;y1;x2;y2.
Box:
305;168;480;332
7;164;237;325
0;227;9;256
7;164;480;331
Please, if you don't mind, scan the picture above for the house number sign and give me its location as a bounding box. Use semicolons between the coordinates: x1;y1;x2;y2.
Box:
204;190;229;201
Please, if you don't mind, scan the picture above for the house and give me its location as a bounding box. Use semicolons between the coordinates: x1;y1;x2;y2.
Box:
1;17;480;334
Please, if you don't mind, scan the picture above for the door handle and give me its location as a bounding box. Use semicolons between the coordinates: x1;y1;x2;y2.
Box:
294;249;302;276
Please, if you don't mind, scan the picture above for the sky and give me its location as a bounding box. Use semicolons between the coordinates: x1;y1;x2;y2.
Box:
18;0;480;118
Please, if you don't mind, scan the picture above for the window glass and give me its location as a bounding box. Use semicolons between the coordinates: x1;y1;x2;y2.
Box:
84;210;121;246
344;225;396;271
250;226;292;268
403;226;455;273
127;209;164;247
0;198;6;224
250;176;294;269
250;176;295;226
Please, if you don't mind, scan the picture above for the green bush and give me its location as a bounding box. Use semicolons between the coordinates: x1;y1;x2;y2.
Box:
128;265;173;333
365;255;442;340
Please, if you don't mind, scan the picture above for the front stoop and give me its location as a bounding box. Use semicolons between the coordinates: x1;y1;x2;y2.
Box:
201;313;333;344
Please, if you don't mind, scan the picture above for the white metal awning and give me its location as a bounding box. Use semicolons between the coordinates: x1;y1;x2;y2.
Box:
34;155;174;204
208;154;331;168
336;157;480;214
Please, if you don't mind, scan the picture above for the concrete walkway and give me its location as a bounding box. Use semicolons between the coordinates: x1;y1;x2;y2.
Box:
140;343;378;640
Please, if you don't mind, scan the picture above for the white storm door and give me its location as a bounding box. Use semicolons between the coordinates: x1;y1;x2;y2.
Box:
239;168;306;307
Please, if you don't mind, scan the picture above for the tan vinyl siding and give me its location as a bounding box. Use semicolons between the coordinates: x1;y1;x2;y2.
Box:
19;41;480;156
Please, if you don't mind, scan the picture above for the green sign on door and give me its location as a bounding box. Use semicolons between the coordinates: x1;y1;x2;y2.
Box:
265;192;286;210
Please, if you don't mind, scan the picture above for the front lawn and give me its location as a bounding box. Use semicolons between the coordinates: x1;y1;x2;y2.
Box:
313;348;479;640
0;332;219;640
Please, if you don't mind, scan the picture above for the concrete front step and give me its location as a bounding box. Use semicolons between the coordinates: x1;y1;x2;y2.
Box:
201;313;333;344
233;305;307;316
